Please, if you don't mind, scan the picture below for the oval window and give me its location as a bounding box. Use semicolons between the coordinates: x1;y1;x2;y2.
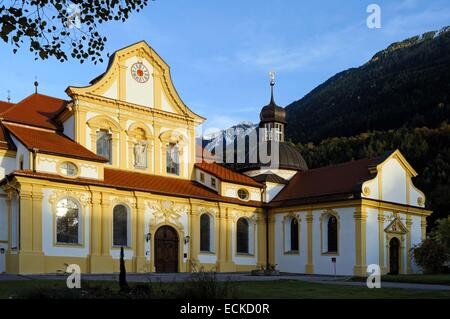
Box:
237;188;249;200
60;162;78;177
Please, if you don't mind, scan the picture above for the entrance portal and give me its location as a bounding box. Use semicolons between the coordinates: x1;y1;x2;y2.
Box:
154;226;179;273
389;237;400;275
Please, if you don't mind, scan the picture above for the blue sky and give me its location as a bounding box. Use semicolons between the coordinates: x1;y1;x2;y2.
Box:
1;0;450;134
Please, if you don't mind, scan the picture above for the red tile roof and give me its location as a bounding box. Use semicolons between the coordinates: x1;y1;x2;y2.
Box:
0;123;13;150
1;93;68;130
0;100;15;113
269;155;389;207
195;161;263;188
4;123;108;162
7;169;262;207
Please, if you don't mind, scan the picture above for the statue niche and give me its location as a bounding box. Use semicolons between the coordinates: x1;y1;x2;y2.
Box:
134;142;147;169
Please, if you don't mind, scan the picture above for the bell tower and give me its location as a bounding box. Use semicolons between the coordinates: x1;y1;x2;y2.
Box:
259;72;286;142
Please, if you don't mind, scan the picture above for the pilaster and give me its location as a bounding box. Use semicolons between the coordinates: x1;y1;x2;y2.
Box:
134;197;147;272
268;215;276;265
378;209;386;274
305;210;314;274
353;207;368;276
406;215;413;274
153;69;162;109
119;118;127;169
189;208;200;266
421;216;427;240
256;214;266;268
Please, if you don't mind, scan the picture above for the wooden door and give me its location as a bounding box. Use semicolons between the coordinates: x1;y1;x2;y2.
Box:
389;237;400;275
154;226;179;273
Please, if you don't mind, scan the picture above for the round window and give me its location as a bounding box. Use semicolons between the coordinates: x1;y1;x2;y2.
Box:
60;162;78;177
237;189;249;200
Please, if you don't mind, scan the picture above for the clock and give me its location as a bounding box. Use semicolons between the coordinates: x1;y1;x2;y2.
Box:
130;62;150;83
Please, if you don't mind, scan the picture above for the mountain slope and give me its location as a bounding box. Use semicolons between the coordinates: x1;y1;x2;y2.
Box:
285;27;450;143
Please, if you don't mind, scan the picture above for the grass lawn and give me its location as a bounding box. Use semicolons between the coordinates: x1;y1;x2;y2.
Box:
0;279;449;299
351;274;450;286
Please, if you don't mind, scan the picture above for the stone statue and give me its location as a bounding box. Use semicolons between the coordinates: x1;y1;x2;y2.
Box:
134;142;147;168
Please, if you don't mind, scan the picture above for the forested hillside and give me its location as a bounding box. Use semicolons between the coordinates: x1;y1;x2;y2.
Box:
286;27;450;226
286;27;450;143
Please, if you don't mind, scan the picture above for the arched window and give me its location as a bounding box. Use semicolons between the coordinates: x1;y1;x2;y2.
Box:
200;214;211;252
290;218;299;251
166;143;179;175
327;216;338;253
56;198;80;244
113;205;129;247
237;218;249;254
96;129;112;164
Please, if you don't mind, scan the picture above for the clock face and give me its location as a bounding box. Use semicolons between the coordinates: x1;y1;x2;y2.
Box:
131;62;150;83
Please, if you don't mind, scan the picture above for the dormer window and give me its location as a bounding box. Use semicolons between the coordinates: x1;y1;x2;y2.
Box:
237;188;249;201
59;162;78;177
211;178;216;188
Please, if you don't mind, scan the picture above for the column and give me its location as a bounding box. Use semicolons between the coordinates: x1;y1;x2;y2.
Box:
353;207;368;276
305;210;314;274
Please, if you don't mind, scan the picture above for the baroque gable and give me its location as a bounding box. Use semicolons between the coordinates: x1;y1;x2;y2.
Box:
66;41;204;123
384;217;408;234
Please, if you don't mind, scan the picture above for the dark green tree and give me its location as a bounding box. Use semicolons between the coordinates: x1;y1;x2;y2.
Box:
0;0;150;63
119;246;128;292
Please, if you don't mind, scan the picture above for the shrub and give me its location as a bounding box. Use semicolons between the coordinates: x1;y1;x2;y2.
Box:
174;270;237;299
119;246;129;293
431;218;450;251
411;239;447;274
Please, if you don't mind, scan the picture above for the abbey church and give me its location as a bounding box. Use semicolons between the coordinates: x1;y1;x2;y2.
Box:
0;42;430;276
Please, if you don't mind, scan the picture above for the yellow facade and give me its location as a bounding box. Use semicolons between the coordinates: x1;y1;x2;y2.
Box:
0;41;432;276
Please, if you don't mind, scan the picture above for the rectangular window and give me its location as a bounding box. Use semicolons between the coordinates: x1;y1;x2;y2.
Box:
56;198;80;245
200;172;205;182
166;143;179;175
211;178;216;188
113;205;129;247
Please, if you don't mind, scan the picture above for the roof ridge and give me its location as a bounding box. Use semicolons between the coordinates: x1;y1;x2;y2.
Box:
305;156;381;172
3;121;57;133
17;92;68;104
